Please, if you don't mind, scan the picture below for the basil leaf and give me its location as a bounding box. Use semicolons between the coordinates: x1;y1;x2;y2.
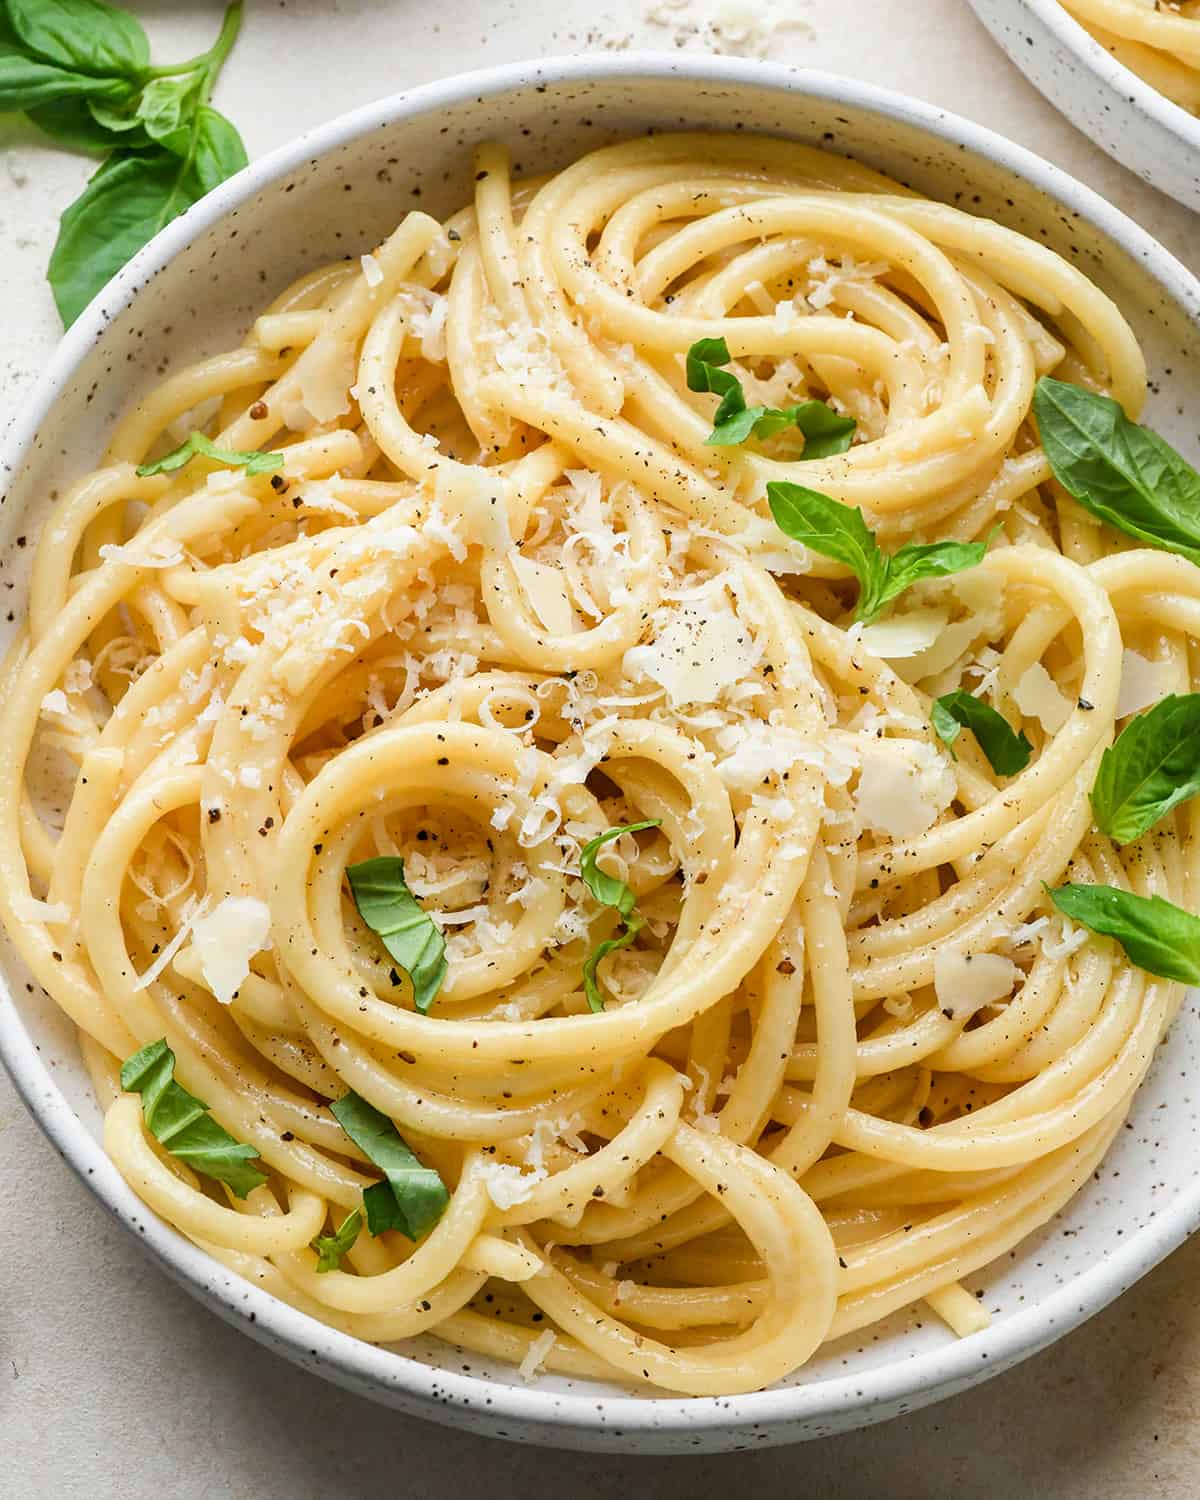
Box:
27;93;137;151
346;856;447;1014
189;104;247;192
1034;377;1200;565
767;481;886;614
329;1092;449;1241
1048;884;1200;985
0;40;131;109
48;148;206;326
786;400;857;460
579;820;661;1013
767;481;988;624
310;1208;362;1272
135;429;283;478
6;0;149;79
1090;694;1200;844
878;538;989;614
686;338;855;455
932;690;1032;776
120;1037;267;1198
133;72;202;147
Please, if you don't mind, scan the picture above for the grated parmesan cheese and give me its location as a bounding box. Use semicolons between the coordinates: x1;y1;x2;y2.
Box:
480;1161;548;1210
1013;662;1071;733
933;949;1019;1020
512;554;577;637
518;1328;557;1382
187;896;271;1004
856;739;955;840
1116;649;1171;719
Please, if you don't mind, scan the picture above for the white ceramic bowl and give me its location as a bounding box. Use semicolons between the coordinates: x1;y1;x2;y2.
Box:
967;0;1200;209
3;53;1200;1456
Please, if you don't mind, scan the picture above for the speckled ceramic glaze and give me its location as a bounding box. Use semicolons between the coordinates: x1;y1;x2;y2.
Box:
967;0;1200;209
2;55;1200;1454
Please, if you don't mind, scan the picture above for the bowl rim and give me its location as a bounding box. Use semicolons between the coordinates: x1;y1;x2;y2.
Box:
3;48;1200;1444
976;0;1200;148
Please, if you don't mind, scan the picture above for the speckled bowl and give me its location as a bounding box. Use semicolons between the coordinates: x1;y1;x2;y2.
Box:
2;54;1200;1455
967;0;1200;209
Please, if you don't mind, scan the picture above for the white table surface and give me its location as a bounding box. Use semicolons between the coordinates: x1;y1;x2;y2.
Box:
2;2;1199;1494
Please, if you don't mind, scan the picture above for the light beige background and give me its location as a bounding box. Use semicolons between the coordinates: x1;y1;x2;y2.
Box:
1;2;1198;1494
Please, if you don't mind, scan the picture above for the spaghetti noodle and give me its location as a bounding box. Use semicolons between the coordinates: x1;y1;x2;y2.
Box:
1059;0;1200;114
1;132;1192;1396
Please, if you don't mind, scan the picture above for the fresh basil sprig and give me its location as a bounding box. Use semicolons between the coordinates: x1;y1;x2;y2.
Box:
310;1207;363;1273
767;481;989;624
346;856;447;1015
1049;884;1200;985
1090;694;1200;845
1;0;249;326
330;1092;449;1241
932;691;1032;776
135;429;283;479
1033;377;1200;565
120;1037;267;1198
685;337;856;455
579;820;661;1013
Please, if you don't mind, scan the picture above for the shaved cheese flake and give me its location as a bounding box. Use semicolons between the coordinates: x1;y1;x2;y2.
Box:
188;896;271;1004
512;554;577;637
98;540;185;569
518;1328;557;1382
623;595;756;706
934;950;1019;1020
360;252;383;287
857;607;949;660
298;340;356;424
1013;662;1071;733
40;689;69;715
1116;649;1171;719
480;1161;548;1210
856;740;955;839
437;466;513;553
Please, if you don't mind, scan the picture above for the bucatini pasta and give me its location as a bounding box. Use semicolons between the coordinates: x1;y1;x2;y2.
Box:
2;131;1195;1397
1060;0;1200;113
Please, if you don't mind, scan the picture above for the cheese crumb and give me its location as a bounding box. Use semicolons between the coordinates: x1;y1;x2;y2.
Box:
933;950;1019;1020
188;896;271;1004
856;740;955;839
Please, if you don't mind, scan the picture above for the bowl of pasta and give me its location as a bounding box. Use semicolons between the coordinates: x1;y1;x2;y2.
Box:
3;51;1200;1454
966;0;1200;209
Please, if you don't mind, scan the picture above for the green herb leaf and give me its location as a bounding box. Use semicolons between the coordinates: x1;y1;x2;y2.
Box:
5;0;149;79
48;148;205;326
120;1037;267;1198
0;38;131;110
883;538;990;606
27;93;139;151
579;820;661;1013
1090;693;1200;844
132;71;202;147
346;856;447;1015
329;1092;449;1241
931;690;1032;776
767;480;988;624
310;1208;362;1272
1033;377;1200;565
1048;884;1200;985
135;429;283;479
685;337;855;455
188;104;246;191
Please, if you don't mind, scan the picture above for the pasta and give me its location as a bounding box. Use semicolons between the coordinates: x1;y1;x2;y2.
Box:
1058;0;1200;114
1;130;1194;1399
